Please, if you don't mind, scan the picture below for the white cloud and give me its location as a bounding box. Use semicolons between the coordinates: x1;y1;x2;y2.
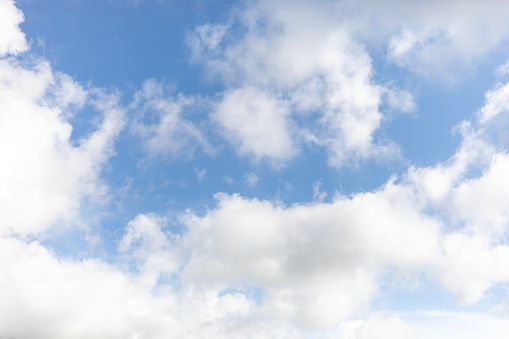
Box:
244;172;258;187
190;0;403;167
435;233;509;305
450;154;509;235
353;315;414;339
224;175;235;185
383;87;417;114
182;0;509;169
351;0;509;78
131;79;214;159
154;79;509;325
402;80;509;305
118;214;181;287
479;83;509;123
407;311;509;339
0;237;180;339
312;180;327;202
0;0;28;57
0;56;125;237
176;186;441;327
5;1;509;337
334;311;509;339
0;228;299;338
0;0;125;240
187;23;230;62
4;74;509;335
495;59;509;78
194;168;207;183
214;87;295;162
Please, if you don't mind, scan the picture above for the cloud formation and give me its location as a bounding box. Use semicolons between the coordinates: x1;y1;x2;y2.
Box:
0;0;27;56
130;79;213;158
352;0;509;77
0;57;124;237
189;0;403;166
4;0;509;338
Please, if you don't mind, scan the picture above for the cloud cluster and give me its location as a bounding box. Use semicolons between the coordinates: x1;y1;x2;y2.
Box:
123;72;509;332
87;77;509;334
92;107;509;335
184;0;509;166
4;0;509;338
351;0;509;78
189;0;409;166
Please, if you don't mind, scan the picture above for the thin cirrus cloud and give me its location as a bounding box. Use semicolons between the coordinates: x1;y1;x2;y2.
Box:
4;0;509;338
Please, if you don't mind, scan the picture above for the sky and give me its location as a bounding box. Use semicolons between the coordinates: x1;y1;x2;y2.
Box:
3;0;509;337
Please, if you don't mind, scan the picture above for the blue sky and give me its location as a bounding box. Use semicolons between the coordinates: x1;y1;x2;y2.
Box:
3;0;509;337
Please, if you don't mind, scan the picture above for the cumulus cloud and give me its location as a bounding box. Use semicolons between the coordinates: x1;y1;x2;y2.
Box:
351;0;509;78
172;185;442;327
189;0;401;167
0;0;28;56
0;57;125;237
0;237;179;339
3;75;509;336
0;0;125;247
0;226;319;338
110;111;509;328
6;0;509;337
0;0;125;239
185;0;509;167
401;79;509;305
214;87;295;162
114;76;509;331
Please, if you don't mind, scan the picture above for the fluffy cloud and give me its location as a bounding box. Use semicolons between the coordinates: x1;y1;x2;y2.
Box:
176;187;440;327
402;80;509;305
0;237;179;339
186;0;509;167
0;237;316;338
116;76;509;331
214;87;295;162
3;74;509;336
351;0;509;78
5;0;509;337
0;0;125;239
0;0;27;56
0;58;125;237
190;0;402;167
